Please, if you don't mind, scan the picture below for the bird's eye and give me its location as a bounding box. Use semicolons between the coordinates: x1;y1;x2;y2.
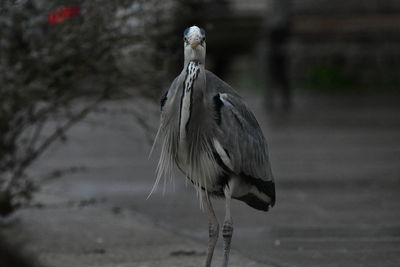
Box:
183;37;188;43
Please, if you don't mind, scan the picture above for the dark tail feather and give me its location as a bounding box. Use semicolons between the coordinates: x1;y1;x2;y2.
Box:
239;172;276;211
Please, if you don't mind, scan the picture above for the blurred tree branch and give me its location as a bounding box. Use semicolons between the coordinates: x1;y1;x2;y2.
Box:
0;0;174;216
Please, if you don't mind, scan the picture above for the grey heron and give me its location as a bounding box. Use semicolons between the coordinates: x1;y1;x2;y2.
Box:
151;25;275;267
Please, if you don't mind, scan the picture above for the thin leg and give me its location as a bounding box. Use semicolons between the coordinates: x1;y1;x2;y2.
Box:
222;187;233;267
202;191;219;267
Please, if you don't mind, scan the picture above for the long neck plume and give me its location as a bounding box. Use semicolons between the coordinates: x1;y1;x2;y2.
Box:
179;60;202;141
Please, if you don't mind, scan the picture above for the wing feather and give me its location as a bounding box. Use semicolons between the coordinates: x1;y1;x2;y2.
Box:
206;71;274;183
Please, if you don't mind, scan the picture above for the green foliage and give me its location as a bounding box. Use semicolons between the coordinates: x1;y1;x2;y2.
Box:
308;65;351;91
290;44;400;91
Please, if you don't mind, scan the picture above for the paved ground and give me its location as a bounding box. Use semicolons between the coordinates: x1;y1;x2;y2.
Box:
2;91;400;267
1;203;264;267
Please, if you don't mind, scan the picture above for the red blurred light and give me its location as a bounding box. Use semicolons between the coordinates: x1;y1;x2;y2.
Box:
48;6;80;25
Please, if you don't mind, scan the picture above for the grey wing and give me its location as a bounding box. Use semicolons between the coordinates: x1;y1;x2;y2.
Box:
212;92;276;209
213;92;274;183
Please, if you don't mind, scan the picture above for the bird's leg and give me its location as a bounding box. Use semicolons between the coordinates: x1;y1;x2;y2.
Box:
202;191;219;267
222;187;233;267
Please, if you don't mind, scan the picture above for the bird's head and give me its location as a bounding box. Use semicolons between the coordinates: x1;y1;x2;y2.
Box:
183;25;206;65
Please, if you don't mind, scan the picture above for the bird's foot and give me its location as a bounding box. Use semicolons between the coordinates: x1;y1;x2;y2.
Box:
205;222;219;267
222;221;233;267
209;222;220;239
202;191;219;267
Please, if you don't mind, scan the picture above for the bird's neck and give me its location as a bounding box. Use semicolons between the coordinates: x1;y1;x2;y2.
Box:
181;60;206;96
184;59;204;69
178;60;206;144
184;48;206;66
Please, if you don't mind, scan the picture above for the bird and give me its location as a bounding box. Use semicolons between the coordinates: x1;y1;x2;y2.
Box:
151;25;275;267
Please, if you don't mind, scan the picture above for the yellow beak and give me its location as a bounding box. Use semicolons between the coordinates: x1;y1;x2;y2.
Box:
190;41;200;49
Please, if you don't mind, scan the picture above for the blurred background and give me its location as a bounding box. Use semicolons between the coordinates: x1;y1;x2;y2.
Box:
1;0;400;267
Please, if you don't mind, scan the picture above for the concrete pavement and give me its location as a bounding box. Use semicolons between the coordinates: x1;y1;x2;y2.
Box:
1;193;267;267
1;91;400;267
